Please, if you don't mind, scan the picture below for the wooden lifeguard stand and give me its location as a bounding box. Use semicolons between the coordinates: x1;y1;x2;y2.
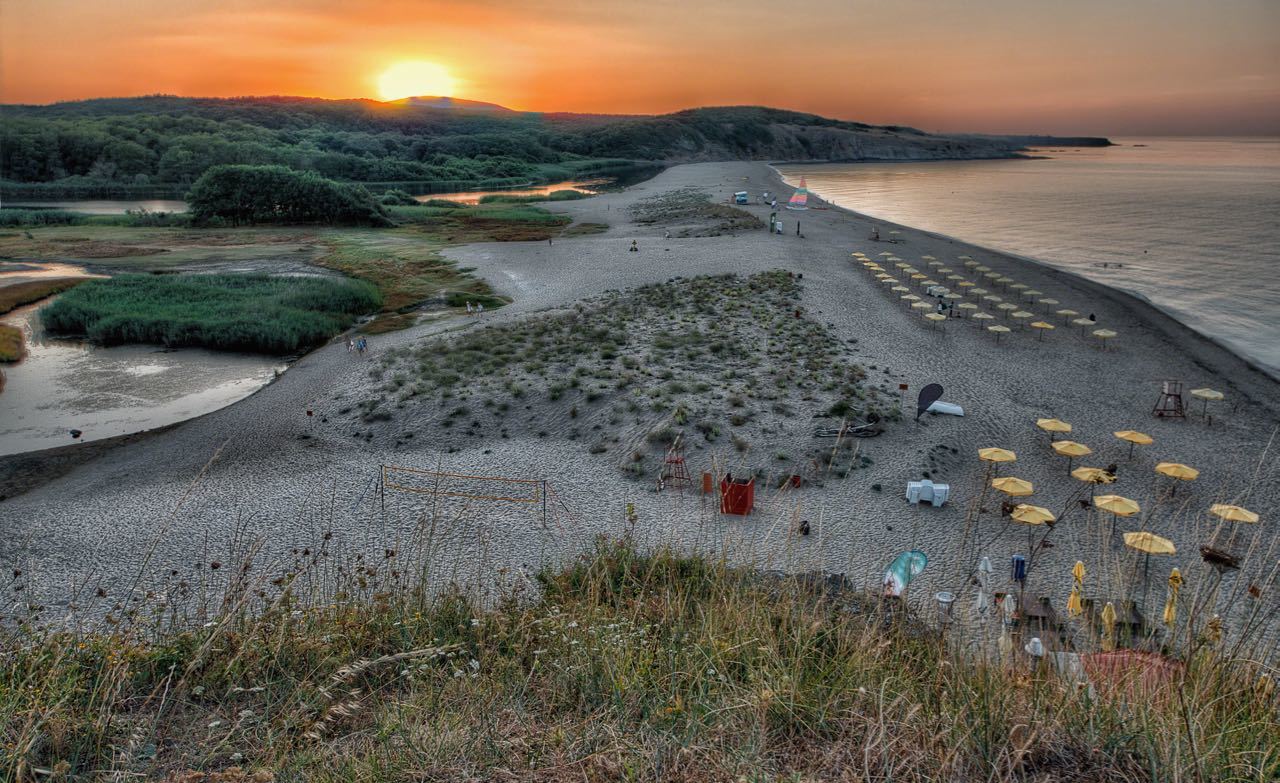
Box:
1152;380;1186;419
658;436;693;493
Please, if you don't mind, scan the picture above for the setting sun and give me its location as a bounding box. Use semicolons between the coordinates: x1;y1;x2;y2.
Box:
376;60;457;101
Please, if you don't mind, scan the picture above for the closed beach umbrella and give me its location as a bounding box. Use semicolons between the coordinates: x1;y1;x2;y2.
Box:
987;324;1011;343
1114;430;1153;459
975;556;993;616
1156;462;1199;495
992;476;1034;497
1052;440;1092;473
1163;568;1182;627
1068;561;1086;618
1037;418;1073;440
1029;321;1055;340
1190;388;1224;419
1209;504;1259;524
1101;602;1118;651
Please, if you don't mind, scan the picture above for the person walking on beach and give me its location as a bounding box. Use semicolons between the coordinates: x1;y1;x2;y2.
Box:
477;302;485;315
629;240;639;252
346;337;354;353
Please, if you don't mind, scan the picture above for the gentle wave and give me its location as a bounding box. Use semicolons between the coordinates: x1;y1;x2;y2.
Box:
777;139;1280;377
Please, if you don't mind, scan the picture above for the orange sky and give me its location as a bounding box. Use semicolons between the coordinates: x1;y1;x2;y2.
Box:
3;0;1278;135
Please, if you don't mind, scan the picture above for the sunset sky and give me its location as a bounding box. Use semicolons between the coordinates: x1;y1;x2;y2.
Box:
3;0;1278;135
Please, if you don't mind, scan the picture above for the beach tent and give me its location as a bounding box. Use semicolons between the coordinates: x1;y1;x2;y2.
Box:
786;178;809;210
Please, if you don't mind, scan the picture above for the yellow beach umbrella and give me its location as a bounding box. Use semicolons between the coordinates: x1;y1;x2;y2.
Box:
901;294;921;302
1068;561;1086;617
1113;430;1153;459
1190;388;1224;419
911;300;934;311
957;302;979;314
1156;462;1199;494
1011;503;1055;524
992;476;1034;497
1101;601;1117;651
958;281;976;287
1209;504;1259;524
880;278;899;285
924;312;947;328
1029;321;1055;341
978;447;1017;464
1163;568;1183;627
987;324;1011;343
1036;418;1072;440
1124;532;1176;556
1095;495;1141;517
1072;466;1116;485
1052;440;1092;473
891;286;910;292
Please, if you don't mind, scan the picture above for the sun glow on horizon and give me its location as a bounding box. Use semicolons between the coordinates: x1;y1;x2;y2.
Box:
376;60;458;101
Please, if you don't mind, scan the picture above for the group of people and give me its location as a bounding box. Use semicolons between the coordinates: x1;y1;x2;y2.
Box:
465;301;486;315
346;336;369;354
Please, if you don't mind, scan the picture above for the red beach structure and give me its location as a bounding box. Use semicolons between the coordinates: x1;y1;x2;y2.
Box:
720;476;755;515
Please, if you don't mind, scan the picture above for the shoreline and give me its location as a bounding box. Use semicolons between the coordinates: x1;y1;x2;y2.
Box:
3;160;1278;638
769;161;1280;385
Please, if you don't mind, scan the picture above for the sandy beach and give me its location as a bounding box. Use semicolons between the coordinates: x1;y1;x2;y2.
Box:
2;161;1278;630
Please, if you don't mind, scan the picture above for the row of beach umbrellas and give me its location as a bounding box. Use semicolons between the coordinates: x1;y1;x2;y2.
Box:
853;251;1122;348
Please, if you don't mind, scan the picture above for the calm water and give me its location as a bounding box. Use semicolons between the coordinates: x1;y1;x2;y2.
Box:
777;139;1280;377
4;199;187;215
0;262;284;455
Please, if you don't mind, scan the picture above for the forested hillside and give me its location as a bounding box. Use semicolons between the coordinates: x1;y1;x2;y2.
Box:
0;97;1093;198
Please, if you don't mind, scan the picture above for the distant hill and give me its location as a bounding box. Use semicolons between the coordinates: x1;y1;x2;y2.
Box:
394;96;514;113
0;95;1111;198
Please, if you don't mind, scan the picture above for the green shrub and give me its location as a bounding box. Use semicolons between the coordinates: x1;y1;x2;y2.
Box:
186;165;390;226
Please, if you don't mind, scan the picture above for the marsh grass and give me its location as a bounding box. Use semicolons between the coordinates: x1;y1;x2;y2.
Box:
2;530;1276;782
0;278;88;316
41;274;381;354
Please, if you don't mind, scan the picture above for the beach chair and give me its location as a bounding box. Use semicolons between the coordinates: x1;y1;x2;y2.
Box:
906;479;950;507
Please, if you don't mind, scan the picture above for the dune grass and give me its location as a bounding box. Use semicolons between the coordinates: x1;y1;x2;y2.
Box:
2;536;1275;781
40;273;381;355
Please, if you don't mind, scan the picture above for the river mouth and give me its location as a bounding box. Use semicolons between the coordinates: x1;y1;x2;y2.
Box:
0;262;286;456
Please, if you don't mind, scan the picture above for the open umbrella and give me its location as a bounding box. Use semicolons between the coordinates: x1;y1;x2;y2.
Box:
1209;504;1259;524
1113;430;1153;459
1036;418;1072;441
1163;568;1183;627
987;324;1011;343
1029;321;1055;340
1072;466;1116;484
1038;297;1059;309
1155;462;1199;495
1052;440;1093;473
1092;328;1118;349
958;281;977;288
1124;532;1177;616
1068;561;1086;617
924;312;947;329
1057;308;1080;324
972;312;995;324
1011;310;1035;325
1189;388;1224;419
1095;494;1140;535
1072;317;1096;335
1011;503;1055;525
911;301;934;311
901;293;921;303
1101;601;1118;651
978;447;1017;464
992;476;1034;497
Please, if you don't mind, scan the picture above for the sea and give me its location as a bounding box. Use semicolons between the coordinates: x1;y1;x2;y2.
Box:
776;138;1280;379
